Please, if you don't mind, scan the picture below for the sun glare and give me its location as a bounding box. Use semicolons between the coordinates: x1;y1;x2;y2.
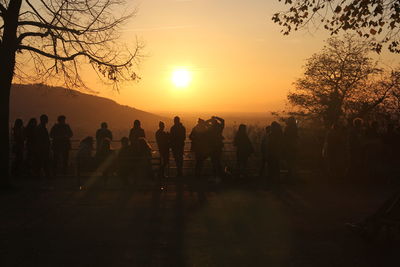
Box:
172;68;191;88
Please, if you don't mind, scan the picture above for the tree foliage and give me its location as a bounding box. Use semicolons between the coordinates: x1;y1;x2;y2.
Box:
288;35;400;126
272;0;400;53
0;0;142;89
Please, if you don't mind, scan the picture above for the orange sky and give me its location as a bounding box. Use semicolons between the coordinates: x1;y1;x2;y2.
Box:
46;0;400;114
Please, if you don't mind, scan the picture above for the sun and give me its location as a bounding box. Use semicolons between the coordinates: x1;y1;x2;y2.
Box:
172;68;192;88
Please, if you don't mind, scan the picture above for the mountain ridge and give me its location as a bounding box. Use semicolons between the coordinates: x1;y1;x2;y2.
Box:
10;84;166;139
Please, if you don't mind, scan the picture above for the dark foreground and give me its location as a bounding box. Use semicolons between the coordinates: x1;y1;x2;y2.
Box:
1;174;399;267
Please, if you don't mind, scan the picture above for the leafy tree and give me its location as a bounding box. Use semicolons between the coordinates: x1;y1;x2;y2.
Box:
0;0;141;185
272;0;400;53
288;35;398;127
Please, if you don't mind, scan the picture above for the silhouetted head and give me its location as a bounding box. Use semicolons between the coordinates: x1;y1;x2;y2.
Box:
40;114;48;125
174;116;180;125
134;120;141;128
271;121;282;134
353;118;363;128
265;126;271;134
238;124;246;133
14;119;23;129
121;137;129;147
27;118;37;128
101;122;108;129
81;136;94;148
271;121;279;127
58;115;66;124
85;136;94;144
159;121;165;130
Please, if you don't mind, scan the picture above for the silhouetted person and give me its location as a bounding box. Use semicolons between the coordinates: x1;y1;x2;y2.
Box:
325;123;346;177
34;114;51;179
129;119;145;146
259;126;271;177
155;121;170;178
50;115;73;175
96;138;115;184
133;137;153;180
117;137;134;185
170;116;186;177
190;118;210;178
189;118;210;202
366;121;380;139
96;122;113;153
76;136;95;177
348;118;365;177
283;116;298;179
233;124;254;178
208;116;225;178
11;119;24;178
24;118;37;176
382;123;399;170
365;120;382;178
267;121;283;183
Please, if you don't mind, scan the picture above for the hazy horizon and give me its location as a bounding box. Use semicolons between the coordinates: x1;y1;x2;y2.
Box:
10;84;276;141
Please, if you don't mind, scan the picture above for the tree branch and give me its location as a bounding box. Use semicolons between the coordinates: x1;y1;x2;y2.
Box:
17;30;50;43
11;0;141;90
18;44;137;68
18;20;81;34
18;45;86;61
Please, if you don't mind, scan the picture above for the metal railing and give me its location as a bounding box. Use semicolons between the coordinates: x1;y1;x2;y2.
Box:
71;139;245;176
10;138;317;178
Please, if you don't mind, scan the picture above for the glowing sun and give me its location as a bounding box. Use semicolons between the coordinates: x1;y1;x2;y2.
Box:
172;68;191;88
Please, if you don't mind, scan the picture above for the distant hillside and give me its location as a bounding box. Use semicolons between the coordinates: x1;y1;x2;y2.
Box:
10;84;166;139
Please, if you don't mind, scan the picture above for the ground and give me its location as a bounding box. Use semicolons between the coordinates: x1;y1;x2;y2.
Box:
0;173;399;267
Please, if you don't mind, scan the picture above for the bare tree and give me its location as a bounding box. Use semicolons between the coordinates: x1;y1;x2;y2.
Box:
380;71;400;117
272;0;400;53
345;70;400;118
0;0;142;185
287;35;398;127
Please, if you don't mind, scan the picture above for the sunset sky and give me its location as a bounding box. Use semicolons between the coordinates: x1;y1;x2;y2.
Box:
83;0;397;114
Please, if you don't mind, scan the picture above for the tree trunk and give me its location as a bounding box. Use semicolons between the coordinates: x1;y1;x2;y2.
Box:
0;0;23;187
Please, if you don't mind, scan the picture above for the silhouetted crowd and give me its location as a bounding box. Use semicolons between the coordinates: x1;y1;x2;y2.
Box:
324;118;400;179
11;114;302;185
12;115;73;179
10;114;400;240
11;115;155;183
12;113;400;185
258;116;299;183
